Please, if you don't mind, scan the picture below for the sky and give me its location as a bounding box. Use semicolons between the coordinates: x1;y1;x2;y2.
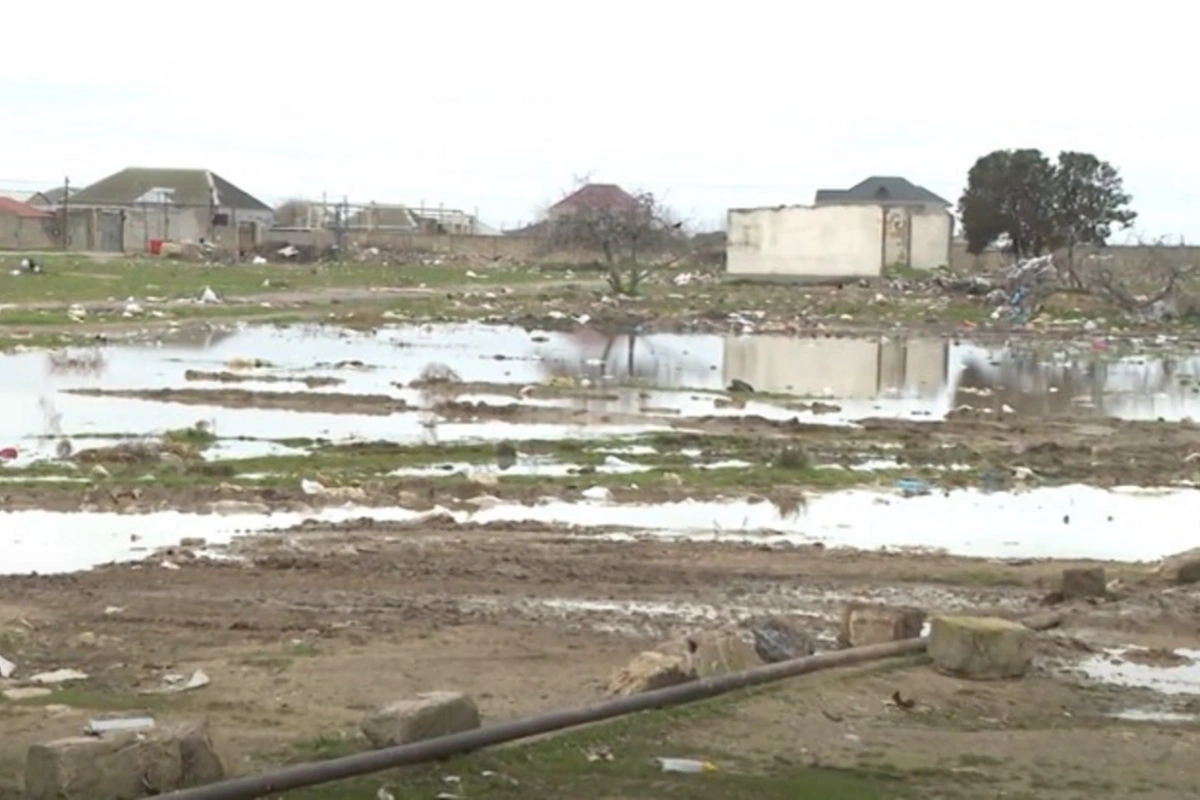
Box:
3;1;1195;239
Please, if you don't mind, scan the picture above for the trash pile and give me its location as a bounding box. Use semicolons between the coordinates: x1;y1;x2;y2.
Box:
936;255;1060;324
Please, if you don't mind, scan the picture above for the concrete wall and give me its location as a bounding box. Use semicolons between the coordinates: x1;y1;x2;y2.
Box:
949;242;1200;273
263;227;546;261
908;208;953;269
0;215;56;249
726;205;885;279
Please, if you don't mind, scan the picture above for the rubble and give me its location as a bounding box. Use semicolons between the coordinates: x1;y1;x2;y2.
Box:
360;692;482;748
928;616;1033;680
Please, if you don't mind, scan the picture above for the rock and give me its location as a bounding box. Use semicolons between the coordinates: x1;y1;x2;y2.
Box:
360;691;481;748
927;616;1034;680
1061;567;1107;599
660;628;761;677
746;616;816;663
24;719;224;800
179;537;206;549
727;379;755;393
838;603;926;648
607;651;696;696
1156;548;1200;584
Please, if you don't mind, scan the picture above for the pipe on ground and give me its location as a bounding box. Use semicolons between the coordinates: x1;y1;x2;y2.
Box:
161;612;1062;800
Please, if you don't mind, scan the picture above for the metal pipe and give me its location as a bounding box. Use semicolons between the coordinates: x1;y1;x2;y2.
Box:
162;613;1062;800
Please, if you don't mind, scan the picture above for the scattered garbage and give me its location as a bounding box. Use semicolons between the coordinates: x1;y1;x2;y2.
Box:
85;716;156;735
200;286;220;304
656;757;718;774
140;668;210;695
895;477;931;497
29;668;89;685
582;486;613;502
3;687;51;701
251;255;268;265
584;745;614;762
0;654;15;678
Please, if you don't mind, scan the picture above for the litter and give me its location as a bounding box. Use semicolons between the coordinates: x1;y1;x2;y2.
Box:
895;478;931;497
0;654;17;678
0;447;17;461
656;757;718;774
140;668;210;695
86;716;156;735
29;668;88;685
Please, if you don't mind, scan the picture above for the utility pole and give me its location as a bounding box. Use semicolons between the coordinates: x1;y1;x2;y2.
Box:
61;177;70;250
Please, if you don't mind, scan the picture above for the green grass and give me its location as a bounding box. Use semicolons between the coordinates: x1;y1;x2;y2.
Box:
272;692;917;799
0;256;552;307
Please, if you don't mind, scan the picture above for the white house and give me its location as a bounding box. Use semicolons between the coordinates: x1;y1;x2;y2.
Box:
726;176;954;280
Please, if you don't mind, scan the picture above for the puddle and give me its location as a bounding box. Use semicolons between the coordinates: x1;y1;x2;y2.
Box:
3;324;1196;462
1110;709;1199;723
465;484;1200;561
1077;647;1200;695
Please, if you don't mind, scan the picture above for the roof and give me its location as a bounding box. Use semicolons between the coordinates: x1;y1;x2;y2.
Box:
547;183;639;214
69;167;271;211
815;176;950;207
0;197;53;219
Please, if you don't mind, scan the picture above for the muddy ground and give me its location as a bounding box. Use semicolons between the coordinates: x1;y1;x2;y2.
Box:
0;529;1198;798
3;267;1200;796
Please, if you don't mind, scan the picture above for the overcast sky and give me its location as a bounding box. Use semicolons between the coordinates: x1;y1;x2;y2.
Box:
3;1;1192;238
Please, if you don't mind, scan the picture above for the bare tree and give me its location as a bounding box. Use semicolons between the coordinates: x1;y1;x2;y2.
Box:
1075;238;1198;319
544;185;686;296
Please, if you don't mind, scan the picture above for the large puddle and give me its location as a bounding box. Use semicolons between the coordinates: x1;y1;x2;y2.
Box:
4;483;1194;573
3;324;1199;462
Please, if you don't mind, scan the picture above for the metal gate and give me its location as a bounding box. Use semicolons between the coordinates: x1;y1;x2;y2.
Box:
98;211;125;252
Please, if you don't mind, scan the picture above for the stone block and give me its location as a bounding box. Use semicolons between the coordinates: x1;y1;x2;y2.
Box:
838;603;926;648
360;691;481;749
1156;548;1200;584
928;615;1034;680
25;720;224;800
1061;567;1107;599
746;615;816;663
607;651;696;696
660;628;762;677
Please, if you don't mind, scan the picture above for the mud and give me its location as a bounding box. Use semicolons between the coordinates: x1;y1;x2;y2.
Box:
63;387;411;416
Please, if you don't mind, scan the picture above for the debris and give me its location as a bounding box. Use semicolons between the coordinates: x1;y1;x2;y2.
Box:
581;486;612;501
746;615;816;663
24;719;224;800
140;669;210;695
29;669;88;685
726;379;754;393
656;758;718;774
360;691;482;749
199;286;220;304
0;653;14;678
584;745;614;762
4;687;51;701
1061;567;1107;600
251;255;268;265
895;477;931;497
607;651;696;696
0;446;17;461
838;603;926;648
928;616;1034;680
277;245;299;258
890;690;916;710
85;717;155;735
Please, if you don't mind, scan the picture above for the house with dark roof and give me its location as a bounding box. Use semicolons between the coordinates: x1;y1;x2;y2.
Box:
726;175;954;281
544;183;639;222
25;186;80;209
0;197;56;250
68;167;274;253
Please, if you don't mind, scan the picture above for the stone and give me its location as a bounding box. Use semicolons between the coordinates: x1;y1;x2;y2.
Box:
1156;548;1200;584
927;616;1034;680
746;615;816;663
660;628;762;677
360;691;481;749
607;651;696;696
838;603;926;648
1061;567;1107;599
25;719;223;800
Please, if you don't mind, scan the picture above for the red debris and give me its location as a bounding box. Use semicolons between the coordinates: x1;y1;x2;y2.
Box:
0;447;18;461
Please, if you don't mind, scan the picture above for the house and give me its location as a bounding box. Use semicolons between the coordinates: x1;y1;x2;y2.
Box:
66;167;274;253
0;197;56;250
726;176;954;280
26;186;80;208
545;183;639;222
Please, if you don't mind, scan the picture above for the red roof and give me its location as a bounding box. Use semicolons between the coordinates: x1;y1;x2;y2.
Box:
548;183;639;214
0;197;52;219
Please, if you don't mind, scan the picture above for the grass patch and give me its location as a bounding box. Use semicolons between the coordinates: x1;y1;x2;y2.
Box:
274;692;918;799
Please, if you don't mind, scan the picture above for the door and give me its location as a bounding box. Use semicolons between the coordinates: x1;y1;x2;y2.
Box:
237;221;256;252
882;207;911;269
98;211;125;252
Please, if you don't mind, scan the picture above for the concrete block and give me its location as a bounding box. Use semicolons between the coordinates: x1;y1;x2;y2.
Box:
660;628;762;677
1156;548;1200;584
1061;567;1107;599
838;603;926;648
360;691;481;748
928;615;1034;680
25;720;224;800
607;651;696;696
